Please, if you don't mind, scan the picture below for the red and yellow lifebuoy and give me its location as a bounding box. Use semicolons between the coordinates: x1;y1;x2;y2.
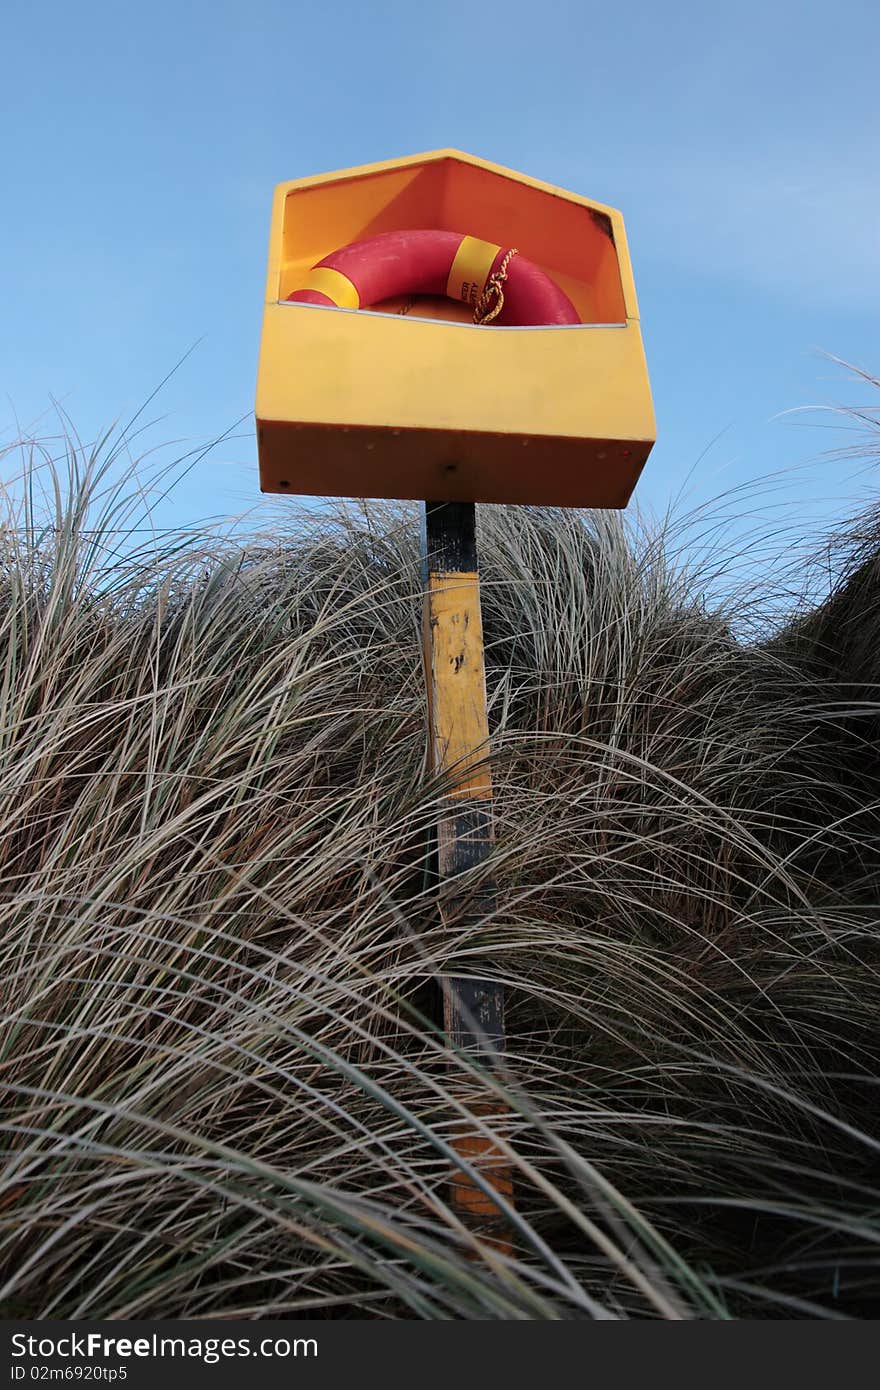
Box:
287;229;579;327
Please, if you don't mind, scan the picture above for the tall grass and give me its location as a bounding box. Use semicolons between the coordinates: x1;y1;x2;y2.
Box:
0;424;879;1319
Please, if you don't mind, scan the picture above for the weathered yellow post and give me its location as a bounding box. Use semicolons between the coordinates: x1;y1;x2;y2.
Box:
422;500;512;1236
255;147;655;1244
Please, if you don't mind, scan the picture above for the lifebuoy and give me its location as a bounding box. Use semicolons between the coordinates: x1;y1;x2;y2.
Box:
287;229;580;327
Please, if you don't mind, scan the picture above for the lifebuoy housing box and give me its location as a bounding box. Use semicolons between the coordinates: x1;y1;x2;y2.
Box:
255;149;655;508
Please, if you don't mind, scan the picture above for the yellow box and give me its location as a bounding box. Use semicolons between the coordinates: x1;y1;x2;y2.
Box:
256;149;655;508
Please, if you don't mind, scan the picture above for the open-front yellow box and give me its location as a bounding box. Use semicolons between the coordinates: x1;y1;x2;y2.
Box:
256;149;655;507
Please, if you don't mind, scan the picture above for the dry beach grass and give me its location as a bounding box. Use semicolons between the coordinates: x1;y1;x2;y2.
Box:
0;418;879;1318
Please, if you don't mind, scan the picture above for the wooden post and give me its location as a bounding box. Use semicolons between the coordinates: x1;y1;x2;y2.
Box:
421;500;513;1241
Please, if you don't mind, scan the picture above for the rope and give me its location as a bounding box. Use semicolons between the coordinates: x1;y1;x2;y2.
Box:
473;247;519;325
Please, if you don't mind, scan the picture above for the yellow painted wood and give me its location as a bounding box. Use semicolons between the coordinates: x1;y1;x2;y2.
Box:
255;147;655;507
421;525;512;1243
423;570;492;797
257;295;653;444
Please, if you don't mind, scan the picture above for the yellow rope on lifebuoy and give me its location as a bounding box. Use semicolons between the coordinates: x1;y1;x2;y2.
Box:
473;247;519;325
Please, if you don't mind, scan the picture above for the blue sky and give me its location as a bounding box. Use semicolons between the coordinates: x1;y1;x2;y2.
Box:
2;0;878;565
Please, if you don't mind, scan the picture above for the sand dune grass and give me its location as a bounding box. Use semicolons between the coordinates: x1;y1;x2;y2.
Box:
0;429;879;1318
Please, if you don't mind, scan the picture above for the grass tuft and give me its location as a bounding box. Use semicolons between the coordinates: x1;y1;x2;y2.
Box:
1;424;879;1318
